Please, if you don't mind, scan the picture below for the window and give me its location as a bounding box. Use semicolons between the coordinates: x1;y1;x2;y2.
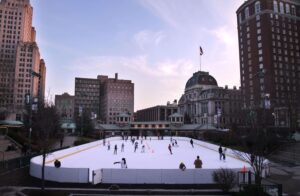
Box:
245;7;249;19
291;5;296;15
255;1;261;13
239;13;242;23
257;35;261;41
257;29;261;34
285;4;290;14
273;1;278;12
257;21;261;27
279;2;284;14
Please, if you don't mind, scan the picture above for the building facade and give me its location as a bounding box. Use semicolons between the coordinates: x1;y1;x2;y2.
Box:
98;73;134;124
237;0;300;128
74;77;100;120
136;101;178;122
74;73;134;124
0;0;46;121
55;93;75;121
178;71;243;129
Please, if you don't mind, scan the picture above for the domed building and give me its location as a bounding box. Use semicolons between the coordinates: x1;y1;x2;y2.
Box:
178;71;243;129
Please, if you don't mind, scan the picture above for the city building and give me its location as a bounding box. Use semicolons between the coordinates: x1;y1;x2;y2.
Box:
178;71;243;129
74;77;100;121
98;73;134;124
55;93;75;121
236;0;300;128
55;92;76;133
74;73;134;125
0;0;46;121
136;101;178;122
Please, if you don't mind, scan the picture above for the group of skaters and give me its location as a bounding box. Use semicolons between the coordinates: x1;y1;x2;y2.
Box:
179;155;203;171
106;137;150;155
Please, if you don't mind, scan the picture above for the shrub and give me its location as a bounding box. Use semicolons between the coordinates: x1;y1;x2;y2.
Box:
212;168;237;192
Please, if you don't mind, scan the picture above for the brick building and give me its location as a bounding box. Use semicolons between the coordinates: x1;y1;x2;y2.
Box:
237;0;300;128
136;101;178;122
74;73;134;124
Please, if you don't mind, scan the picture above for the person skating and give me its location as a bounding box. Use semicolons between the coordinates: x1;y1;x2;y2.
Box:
134;141;138;152
222;147;227;161
114;144;118;155
108;141;110;150
175;140;178;147
121;143;125;152
194;156;203;168
190;139;194;148
168;144;172;155
218;146;223;160
114;158;127;168
179;162;186;171
141;145;145;153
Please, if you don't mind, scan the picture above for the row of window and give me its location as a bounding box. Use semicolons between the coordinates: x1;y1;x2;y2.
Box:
239;1;297;23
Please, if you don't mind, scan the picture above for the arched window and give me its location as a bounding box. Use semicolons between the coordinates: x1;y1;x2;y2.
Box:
291;5;296;15
245;7;249;18
273;1;278;12
239;13;242;23
279;2;284;14
285;4;290;14
255;1;261;13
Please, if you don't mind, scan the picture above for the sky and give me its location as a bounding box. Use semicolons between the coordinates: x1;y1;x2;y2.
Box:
30;0;245;111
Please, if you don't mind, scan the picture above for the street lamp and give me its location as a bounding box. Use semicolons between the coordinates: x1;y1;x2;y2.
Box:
26;69;41;153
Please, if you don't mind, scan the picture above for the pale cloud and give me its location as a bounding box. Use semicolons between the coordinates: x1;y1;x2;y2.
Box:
210;26;236;47
133;30;165;50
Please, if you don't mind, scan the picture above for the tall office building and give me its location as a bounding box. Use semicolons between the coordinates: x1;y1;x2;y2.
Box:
74;73;134;124
98;73;134;124
237;0;300;128
0;0;46;121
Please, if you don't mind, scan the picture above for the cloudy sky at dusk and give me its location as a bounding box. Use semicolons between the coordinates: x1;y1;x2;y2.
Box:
31;0;244;111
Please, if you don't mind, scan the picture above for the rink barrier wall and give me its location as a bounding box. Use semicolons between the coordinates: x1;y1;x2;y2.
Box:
30;136;259;184
29;137;121;183
99;168;242;184
30;161;89;183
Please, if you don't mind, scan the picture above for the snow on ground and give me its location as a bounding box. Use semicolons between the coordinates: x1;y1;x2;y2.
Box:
41;137;249;171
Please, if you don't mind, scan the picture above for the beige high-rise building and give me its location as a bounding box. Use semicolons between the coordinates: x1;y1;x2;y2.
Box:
98;73;134;124
0;0;46;121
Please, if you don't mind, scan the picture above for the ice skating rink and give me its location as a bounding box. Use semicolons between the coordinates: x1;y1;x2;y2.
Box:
30;136;251;183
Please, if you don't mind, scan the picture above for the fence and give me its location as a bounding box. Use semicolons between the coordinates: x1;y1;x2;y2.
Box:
238;171;282;196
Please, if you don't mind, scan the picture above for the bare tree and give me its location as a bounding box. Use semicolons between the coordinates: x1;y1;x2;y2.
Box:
233;127;279;185
31;102;61;192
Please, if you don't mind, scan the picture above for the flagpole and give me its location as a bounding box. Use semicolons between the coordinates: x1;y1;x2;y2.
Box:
200;53;201;71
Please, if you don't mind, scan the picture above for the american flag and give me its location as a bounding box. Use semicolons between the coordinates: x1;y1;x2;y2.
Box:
200;46;204;56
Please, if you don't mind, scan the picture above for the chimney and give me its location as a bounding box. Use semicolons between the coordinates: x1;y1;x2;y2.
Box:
115;73;118;80
225;85;228;89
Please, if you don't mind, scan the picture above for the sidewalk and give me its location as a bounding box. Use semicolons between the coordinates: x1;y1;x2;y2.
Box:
268;162;300;195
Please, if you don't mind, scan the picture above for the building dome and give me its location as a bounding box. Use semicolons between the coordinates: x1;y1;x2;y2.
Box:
185;71;218;91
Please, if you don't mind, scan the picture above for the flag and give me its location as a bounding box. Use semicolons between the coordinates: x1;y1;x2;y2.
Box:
200;46;204;56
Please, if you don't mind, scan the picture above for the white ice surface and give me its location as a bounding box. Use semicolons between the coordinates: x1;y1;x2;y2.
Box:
33;137;250;171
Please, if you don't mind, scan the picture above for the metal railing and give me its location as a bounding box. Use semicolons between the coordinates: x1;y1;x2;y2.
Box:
238;171;282;196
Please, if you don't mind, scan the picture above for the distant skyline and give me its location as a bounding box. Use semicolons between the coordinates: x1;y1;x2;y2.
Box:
31;0;244;111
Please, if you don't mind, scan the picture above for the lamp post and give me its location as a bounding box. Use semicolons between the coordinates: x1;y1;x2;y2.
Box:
26;69;41;153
